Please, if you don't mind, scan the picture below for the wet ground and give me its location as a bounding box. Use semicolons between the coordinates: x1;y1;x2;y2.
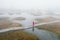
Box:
0;13;60;40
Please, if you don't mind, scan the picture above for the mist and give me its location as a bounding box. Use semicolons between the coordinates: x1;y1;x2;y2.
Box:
0;0;60;10
0;0;60;16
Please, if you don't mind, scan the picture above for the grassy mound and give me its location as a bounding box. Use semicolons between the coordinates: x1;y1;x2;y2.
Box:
13;17;25;20
35;17;59;24
0;30;39;40
0;21;22;29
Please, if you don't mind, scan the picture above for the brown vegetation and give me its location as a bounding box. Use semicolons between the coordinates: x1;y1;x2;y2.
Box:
35;17;59;24
0;21;22;29
0;30;39;40
38;22;60;34
13;17;25;20
37;22;60;38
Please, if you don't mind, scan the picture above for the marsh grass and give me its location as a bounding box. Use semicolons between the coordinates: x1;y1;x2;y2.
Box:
37;22;60;39
13;17;25;20
0;30;39;40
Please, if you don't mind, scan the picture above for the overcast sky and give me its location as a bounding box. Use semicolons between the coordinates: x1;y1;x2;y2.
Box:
0;0;60;11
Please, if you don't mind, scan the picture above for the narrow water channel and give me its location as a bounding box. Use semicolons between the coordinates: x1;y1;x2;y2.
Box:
24;28;59;40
